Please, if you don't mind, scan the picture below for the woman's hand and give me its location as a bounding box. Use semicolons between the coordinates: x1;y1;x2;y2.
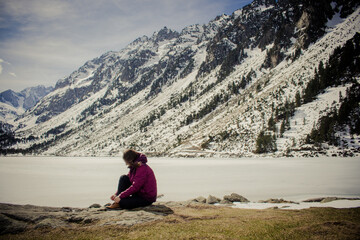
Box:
110;194;116;201
114;196;121;203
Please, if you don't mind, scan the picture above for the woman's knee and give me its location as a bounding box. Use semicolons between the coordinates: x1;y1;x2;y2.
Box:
119;175;129;181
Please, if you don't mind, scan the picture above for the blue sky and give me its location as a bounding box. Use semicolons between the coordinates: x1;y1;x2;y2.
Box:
0;0;253;92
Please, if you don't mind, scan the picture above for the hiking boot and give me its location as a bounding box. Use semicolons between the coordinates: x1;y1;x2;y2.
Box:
106;202;120;209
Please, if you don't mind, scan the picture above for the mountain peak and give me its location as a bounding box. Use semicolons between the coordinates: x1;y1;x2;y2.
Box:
152;26;179;43
1;1;360;157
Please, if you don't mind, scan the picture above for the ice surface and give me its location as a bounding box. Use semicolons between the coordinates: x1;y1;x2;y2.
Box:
0;157;359;208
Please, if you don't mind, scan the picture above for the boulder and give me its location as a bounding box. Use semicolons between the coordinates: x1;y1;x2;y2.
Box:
303;197;325;202
195;196;206;203
67;216;84;223
35;218;67;229
89;203;101;208
223;193;249;203
219;199;233;205
0;214;27;234
321;197;339;203
0;202;175;234
206;195;221;204
258;198;298;204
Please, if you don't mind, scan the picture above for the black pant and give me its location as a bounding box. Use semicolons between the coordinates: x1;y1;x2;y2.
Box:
117;175;152;209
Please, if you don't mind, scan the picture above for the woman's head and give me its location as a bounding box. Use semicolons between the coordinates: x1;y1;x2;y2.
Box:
123;149;141;168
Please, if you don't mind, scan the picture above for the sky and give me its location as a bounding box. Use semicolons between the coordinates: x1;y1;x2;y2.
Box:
0;0;253;92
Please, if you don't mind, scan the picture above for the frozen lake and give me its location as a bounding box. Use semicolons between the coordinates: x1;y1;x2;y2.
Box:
0;157;359;208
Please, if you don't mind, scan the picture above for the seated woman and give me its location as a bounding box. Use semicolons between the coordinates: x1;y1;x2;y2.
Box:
107;149;157;209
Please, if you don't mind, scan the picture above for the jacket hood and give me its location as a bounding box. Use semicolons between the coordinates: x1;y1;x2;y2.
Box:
136;153;148;164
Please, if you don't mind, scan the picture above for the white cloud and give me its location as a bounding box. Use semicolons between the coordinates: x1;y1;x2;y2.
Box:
0;59;3;75
0;0;252;92
9;72;17;77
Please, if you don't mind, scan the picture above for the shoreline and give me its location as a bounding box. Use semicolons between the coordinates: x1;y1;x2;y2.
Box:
1;200;360;239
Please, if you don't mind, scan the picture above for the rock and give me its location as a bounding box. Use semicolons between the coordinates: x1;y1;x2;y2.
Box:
258;198;298;204
194;196;206;203
223;193;249;203
303;198;326;202
267;206;279;210
89;203;101;208
35;218;67;229
67;216;84;223
321;197;339;203
61;207;73;212
0;214;27;234
206;195;221;204
0;202;174;235
136;204;174;215
219;199;233;205
304;197;360;203
83;218;95;224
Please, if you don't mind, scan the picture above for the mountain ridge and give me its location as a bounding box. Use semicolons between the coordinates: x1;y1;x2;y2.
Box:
0;85;53;123
1;0;359;157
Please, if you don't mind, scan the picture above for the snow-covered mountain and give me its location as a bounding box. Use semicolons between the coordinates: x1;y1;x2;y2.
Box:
0;85;53;122
1;0;360;157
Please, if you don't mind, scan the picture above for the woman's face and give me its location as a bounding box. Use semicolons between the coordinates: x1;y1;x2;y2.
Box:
124;159;131;166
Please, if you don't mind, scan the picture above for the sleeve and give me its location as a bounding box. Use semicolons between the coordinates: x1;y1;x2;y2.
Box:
119;166;147;199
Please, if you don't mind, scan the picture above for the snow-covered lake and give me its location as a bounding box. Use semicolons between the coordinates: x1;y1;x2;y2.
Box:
0;157;359;208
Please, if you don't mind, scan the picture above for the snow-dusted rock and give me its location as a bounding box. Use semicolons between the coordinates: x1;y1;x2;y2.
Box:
224;193;250;203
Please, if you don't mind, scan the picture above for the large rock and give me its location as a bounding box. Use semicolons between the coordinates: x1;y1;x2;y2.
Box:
194;196;207;203
0;202;174;235
219;199;233;205
206;195;221;204
258;198;298;204
223;193;249;203
0;214;27;234
302;197;360;203
303;197;326;202
89;203;101;208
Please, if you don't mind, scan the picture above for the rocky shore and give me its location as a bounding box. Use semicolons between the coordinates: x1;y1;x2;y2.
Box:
0;202;176;235
1;194;360;236
0;193;249;235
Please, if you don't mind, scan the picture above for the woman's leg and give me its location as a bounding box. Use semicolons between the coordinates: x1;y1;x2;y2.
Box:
117;175;131;194
119;195;152;209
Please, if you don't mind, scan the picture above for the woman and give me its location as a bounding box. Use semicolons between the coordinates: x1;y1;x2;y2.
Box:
107;149;157;209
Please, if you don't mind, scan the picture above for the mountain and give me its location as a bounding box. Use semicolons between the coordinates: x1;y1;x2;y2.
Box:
0;85;53;122
1;0;359;157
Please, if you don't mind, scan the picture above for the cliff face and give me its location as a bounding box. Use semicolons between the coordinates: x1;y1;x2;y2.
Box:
1;0;360;157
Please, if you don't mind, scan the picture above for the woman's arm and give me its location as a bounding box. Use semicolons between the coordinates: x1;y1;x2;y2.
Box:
119;166;147;199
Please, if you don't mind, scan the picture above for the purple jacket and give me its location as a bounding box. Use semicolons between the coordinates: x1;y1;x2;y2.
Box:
119;154;157;202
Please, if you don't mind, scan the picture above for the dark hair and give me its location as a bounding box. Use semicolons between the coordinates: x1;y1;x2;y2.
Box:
123;149;141;168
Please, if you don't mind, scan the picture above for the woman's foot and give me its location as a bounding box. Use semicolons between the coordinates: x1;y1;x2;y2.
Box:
106;202;120;209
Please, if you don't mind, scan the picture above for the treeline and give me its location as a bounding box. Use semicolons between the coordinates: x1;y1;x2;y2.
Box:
183;92;230;125
255;32;360;153
303;32;360;104
304;32;360;146
306;82;360;145
184;70;256;126
0;128;73;156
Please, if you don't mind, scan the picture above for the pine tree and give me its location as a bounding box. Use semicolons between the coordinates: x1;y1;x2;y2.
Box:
295;91;301;107
280;120;285;137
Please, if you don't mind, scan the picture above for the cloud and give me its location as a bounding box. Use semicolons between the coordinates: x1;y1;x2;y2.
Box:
9;72;17;77
0;58;3;73
0;0;252;92
0;58;11;76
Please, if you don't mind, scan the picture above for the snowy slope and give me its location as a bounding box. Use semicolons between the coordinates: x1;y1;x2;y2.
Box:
2;0;360;157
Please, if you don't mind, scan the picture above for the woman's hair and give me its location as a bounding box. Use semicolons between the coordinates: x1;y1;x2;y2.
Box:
123;149;141;168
